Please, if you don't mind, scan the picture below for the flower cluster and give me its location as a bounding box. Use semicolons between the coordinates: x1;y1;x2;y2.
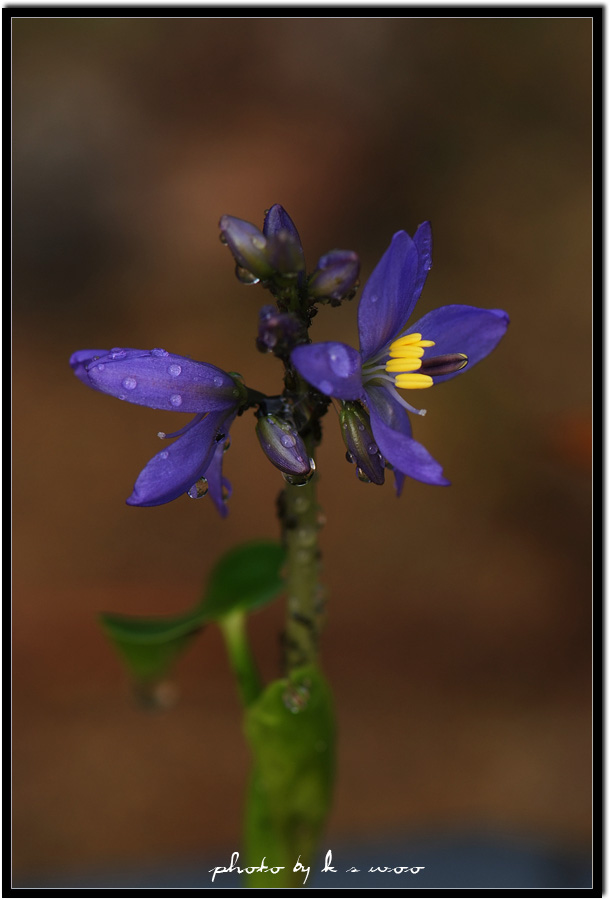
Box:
71;206;508;512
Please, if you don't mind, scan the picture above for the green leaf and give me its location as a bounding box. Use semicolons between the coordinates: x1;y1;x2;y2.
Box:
243;665;335;888
199;540;286;620
100;610;206;682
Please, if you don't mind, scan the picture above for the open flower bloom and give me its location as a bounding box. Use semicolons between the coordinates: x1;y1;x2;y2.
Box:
70;348;245;513
291;225;509;490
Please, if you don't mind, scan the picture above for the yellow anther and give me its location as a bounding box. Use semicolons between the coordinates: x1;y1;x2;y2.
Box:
385;357;422;372
394;373;434;389
388;346;425;360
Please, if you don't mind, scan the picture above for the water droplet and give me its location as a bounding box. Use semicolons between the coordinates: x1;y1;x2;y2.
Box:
151;348;169;357
111;349;126;359
221;482;232;501
219;232;228;245
170;394;182;407
235;265;260;285
187;477;208;499
96;363;105;371
118;394;126;400
328;345;352;377
159;450;169;459
213;375;223;387
281;433;296;448
281;458;316;486
157;431;166;439
345;450;355;464
168;364;182;377
367;442;378;454
223;437;231;454
370;294;378;304
358;424;365;432
282;683;310;714
122;376;137;391
319;380;332;395
356;467;372;483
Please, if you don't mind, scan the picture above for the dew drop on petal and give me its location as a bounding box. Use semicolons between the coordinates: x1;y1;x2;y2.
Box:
122;376;137;391
170;394;182;407
370;294;378;304
328;345;352;377
345;450;355;464
213;375;224;387
111;349;127;359
168;364;182;377
223;437;231;453
159;450;169;459
356;467;372;483
235;265;260;285
367;442;378;454
97;364;105;371
219;232;228;245
151;348;169;357
280;433;296;448
187;477;208;499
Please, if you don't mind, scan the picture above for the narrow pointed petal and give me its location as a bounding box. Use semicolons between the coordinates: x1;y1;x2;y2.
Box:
358;231;421;360
412;221;433;307
410;305;509;383
86;350;241;413
291;342;363;400
206;422;235;517
126;411;227;507
393;468;406;497
365;384;450;486
70;349;108;388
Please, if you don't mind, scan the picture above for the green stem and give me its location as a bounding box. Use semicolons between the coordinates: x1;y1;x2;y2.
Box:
220;611;262;707
281;435;324;674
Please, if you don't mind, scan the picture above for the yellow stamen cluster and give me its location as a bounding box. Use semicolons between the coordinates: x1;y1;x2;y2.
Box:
385;333;435;389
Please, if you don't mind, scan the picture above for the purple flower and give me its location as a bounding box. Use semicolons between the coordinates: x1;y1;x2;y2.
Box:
70;347;246;513
291;225;509;489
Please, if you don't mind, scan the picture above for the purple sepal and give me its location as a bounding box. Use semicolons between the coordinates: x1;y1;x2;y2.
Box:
339;402;385;485
309;250;360;301
86;350;240;413
126;411;228;507
410;305;509;383
358;231;421;360
256;415;311;475
291;342;363;400
365;385;449;486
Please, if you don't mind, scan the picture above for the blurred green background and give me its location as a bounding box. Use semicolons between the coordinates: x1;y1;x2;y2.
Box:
13;17;591;883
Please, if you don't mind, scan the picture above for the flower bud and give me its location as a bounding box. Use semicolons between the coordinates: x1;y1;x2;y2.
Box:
256;305;303;354
219;215;275;281
309;250;360;302
340;402;385;485
256;415;312;476
263;205;305;275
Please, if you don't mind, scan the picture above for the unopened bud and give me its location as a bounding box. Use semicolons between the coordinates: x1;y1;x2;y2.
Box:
256;415;312;476
340;402;385;485
309;250;360;302
219;215;275;281
263;205;305;274
256;305;302;354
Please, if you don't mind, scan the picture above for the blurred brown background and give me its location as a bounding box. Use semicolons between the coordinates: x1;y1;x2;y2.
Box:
13;17;591;883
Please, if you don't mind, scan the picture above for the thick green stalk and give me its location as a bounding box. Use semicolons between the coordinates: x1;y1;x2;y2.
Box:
281;437;324;673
